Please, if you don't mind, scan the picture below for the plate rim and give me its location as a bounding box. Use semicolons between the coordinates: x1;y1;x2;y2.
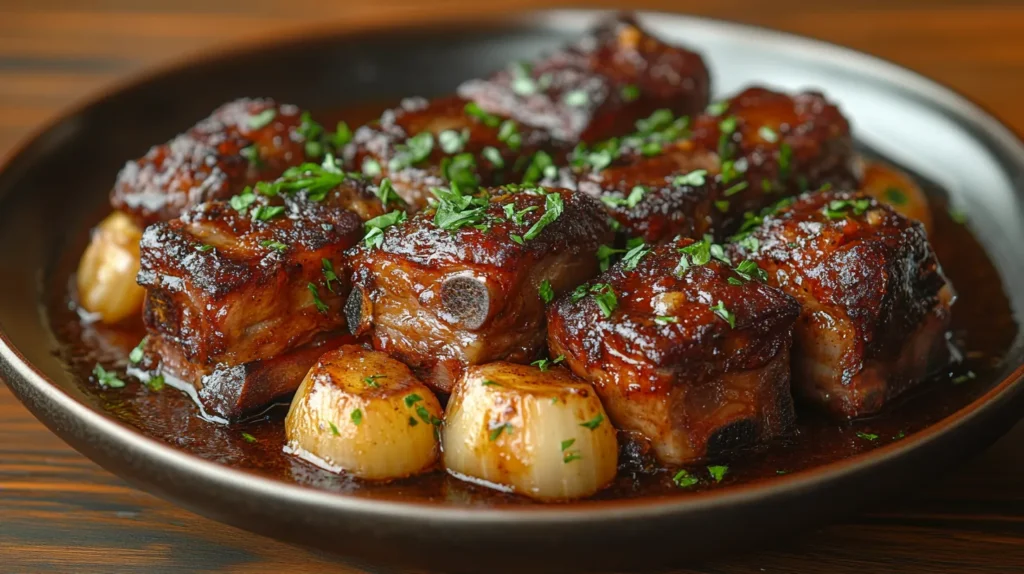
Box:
1;7;1023;525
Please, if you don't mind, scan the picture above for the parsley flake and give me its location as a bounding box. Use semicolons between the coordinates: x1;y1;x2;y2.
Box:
260;239;288;252
92;364;125;389
758;126;779;143
673;469;699;488
438;129;468;154
884;187;908;205
465;102;502;127
129;337;147;364
363;210;407;249
351;409;364;426
489;422;513;441
620;84;641;102
579;413;604;430
241;432;257;443
146;374;165;392
363;374;384;388
708;465;729;482
710;300;736;328
538;279;555;304
856;431;879;441
247;109;276;130
563;89;589;107
329;422;341;436
322;258;339;293
655;316;677;325
307;283;329;314
674;169;707;187
250;205;285;222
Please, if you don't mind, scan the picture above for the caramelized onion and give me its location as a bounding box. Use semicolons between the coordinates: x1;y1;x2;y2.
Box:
284;345;442;480
442;362;617;500
76;211;145;323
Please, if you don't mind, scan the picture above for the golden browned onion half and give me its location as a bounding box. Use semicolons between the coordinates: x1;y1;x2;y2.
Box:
442;362;618;501
284;345;443;481
76;211;146;323
860;160;933;233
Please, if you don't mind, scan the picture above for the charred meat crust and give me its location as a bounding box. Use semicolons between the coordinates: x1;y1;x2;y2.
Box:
345;15;711;210
111;98;321;226
349;187;614;392
562;86;858;243
149;331;358;420
138;189;364;367
728;189;951;417
546;235;800;464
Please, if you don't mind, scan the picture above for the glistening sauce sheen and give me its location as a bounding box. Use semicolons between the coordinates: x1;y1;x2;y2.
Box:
46;105;1019;505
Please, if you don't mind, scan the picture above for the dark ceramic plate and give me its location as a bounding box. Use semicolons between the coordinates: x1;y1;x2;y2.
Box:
1;9;1023;573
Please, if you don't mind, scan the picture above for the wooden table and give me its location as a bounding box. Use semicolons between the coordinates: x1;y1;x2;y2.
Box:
2;1;1023;571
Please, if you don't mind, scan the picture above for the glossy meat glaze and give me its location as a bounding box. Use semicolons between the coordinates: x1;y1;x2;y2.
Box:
345;15;711;210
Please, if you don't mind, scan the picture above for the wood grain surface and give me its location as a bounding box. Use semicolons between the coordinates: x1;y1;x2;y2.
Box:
2;1;1023;572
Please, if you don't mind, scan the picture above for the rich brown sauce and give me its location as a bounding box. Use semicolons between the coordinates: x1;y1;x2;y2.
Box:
45;106;1019;506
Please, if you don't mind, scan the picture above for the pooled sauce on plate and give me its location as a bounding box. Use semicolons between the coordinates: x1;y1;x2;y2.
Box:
45;104;1019;505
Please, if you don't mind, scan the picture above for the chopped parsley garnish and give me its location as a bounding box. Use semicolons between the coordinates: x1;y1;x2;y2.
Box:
654;316;677;325
727;277;743;286
497;120;522;151
620;84;641;102
758;126;779;143
351;408;363;426
252;158;349;201
247;109;276;130
723;181;749;197
465;102;502;127
717;116;738;159
593;285;618;318
489;422;513;441
417;405;441;426
601;185;648;209
621;242;650;270
504;203;538;224
561;451;581;464
705;101;729;116
883;187;908;205
579;413;604;430
241;432;257;443
522;151;556;184
636;109;674;134
230;190;257;214
195;244;214;252
509;61;536;95
482;146;504;168
710;242;731;264
672;469;699;488
389;132;434;171
823;198;871;219
260;239;288;252
481;380;503;387
321;258;339;293
373;178;405;208
596;244;623;272
710;300;735;328
431;182;488;231
363;210;407;249
640;141;662;157
331;121;352;149
707;465;729;482
408;417;418;427
733;260;767;282
538;279;555;304
570;284;590;303
441;153;479;189
778;142;793;179
676;239;711;275
307;283;329;314
146;374;165;392
438;129;469;154
561;438;581;463
674;169;707;187
531;355;565;372
510;234;524;245
738;235;760;253
363;374;384;388
953;371;976;385
92;364;125;389
362;158;382;178
714;200;730;213
563;89;589;107
855;431;879;441
894;430;907;440
520;192;564;240
129;337;147;364
329;422;341;436
240;145;262;167
404;393;423;408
